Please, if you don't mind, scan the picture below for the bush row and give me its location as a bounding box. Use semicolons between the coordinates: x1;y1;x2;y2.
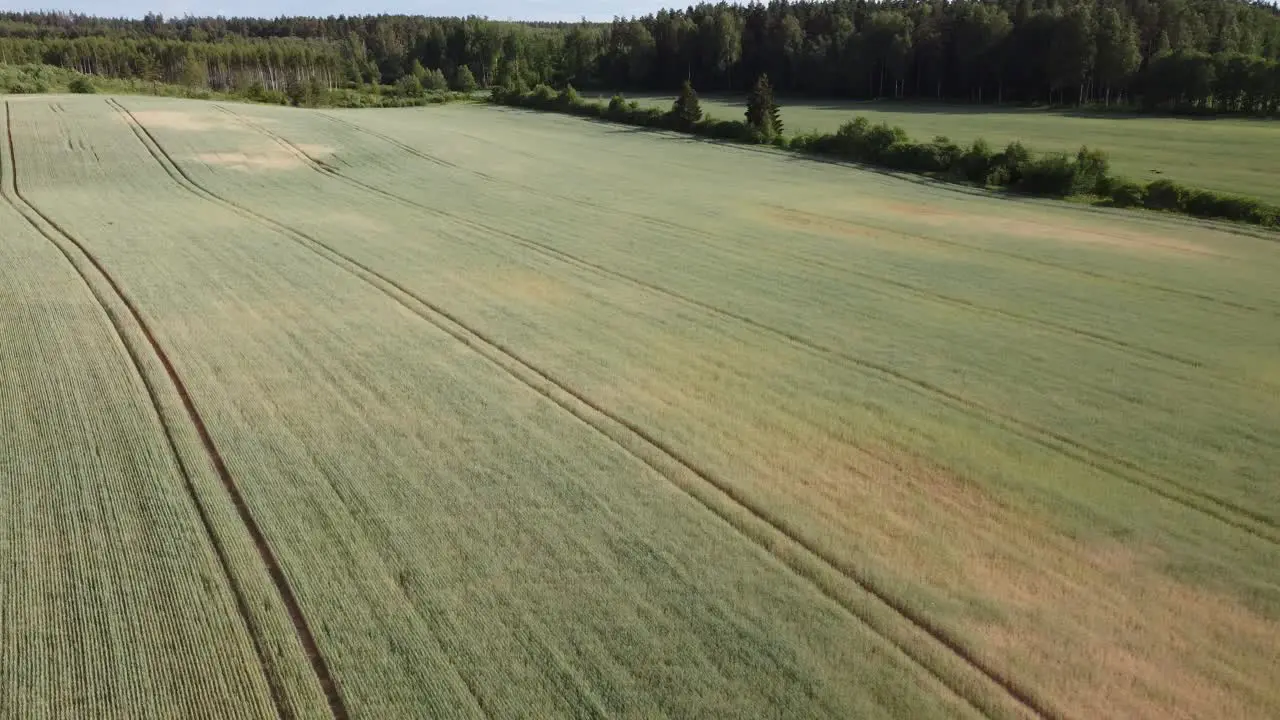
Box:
1107;178;1278;225
240;78;472;108
491;85;1279;230
2;63;85;93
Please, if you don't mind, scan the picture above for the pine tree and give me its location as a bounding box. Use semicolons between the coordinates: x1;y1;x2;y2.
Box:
423;67;449;92
453;65;478;92
285;76;308;106
396;73;425;98
670;79;702;131
745;74;783;139
179;47;205;88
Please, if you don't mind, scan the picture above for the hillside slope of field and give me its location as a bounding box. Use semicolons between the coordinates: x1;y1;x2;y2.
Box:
4;95;1280;720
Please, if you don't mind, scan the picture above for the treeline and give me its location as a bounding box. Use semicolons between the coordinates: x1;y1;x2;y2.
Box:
0;36;343;92
561;0;1280;114
493;78;1279;227
0;13;562;93
4;0;1280;113
0;61;475;109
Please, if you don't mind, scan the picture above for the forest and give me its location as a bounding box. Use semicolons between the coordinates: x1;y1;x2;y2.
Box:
2;0;1279;113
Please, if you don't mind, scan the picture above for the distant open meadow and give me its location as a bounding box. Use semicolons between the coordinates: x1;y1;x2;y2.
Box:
594;93;1280;204
3;94;1279;719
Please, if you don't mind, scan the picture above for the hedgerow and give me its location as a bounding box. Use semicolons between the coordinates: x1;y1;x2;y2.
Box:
491;85;1279;230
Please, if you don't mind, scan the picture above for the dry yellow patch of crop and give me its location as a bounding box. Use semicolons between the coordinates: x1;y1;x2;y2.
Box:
590;342;1280;720
470;268;576;308
195;149;305;171
870;199;1227;258
127;109;240;132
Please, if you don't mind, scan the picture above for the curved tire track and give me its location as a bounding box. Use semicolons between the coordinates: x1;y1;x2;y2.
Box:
3;100;298;720
220;103;1280;549
141;104;1057;719
321;111;1230;381
111;97;495;720
41;99;348;720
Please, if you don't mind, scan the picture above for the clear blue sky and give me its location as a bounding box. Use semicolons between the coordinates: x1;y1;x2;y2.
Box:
0;1;691;22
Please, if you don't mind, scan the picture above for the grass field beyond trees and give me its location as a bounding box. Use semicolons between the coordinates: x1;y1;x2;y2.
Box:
597;93;1280;204
2;94;1279;720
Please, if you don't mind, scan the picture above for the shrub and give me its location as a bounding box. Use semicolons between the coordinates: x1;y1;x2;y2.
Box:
788;130;833;154
68;76;95;94
930;136;964;172
245;81;287;105
638;107;669;128
453;65;478;93
881;137;964;173
395;74;425;98
1109;179;1146;207
989;141;1031;186
530;83;557;106
1183;190;1276;224
958;138;995;184
881;142;938;172
865;123;908;160
607;94;628;118
1184;188;1224;218
557;84;582;108
285;78;309;106
1014;153;1079;196
422;68;449;93
574;101;605;118
1144;179;1188;211
833;117;869;144
697;118;750;141
826;118;908;162
1222;197;1276;225
1074;146;1111;195
830;118;865;156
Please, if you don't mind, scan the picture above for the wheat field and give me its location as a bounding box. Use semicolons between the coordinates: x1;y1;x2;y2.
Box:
2;95;1279;719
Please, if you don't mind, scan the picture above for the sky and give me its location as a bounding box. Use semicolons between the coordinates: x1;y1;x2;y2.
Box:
0;1;696;22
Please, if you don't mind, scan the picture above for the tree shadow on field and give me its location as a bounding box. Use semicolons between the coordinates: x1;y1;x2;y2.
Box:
598;123;655;135
1052;109;1279;123
775;99;1280;124
795;101;1051;117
